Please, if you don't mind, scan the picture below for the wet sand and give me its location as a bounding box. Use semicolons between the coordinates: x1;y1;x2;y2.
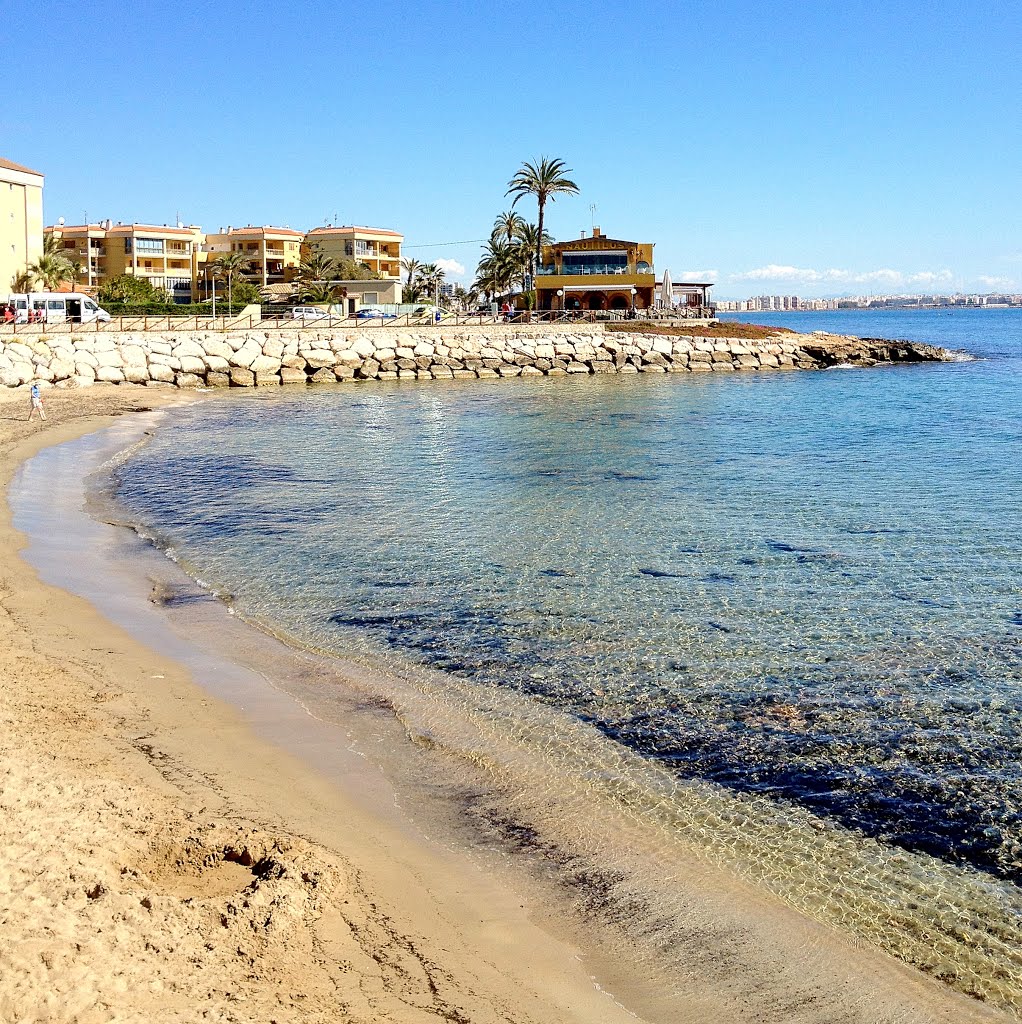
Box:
0;383;1011;1023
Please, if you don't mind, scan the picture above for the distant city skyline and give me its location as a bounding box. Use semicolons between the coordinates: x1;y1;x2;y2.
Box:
715;291;1022;312
3;0;1018;298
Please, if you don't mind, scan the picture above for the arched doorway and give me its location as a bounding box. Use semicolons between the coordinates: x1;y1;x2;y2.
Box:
565;295;582;310
585;292;606;311
609;294;629;310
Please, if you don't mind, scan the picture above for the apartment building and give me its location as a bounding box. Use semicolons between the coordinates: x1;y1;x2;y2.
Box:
47;222;110;289
42;217;405;303
48;221;204;301
1;157;44;290
203;225;304;287
105;223;204;302
304;225;403;279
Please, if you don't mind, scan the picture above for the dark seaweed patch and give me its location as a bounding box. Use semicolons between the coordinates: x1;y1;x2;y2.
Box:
605;470;658;482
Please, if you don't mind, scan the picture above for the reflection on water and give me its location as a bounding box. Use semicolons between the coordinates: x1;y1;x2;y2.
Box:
110;311;1022;1011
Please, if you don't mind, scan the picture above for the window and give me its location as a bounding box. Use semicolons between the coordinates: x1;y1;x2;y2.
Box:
48;300;64;311
362;292;378;304
135;237;164;254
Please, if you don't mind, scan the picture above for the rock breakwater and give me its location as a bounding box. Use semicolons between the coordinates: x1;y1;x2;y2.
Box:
0;326;955;390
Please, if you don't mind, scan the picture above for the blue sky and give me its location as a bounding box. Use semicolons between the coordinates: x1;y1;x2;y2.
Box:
3;0;1019;297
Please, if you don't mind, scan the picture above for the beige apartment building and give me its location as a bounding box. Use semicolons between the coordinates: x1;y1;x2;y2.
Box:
47;221;204;301
1;157;44;290
47;222;110;289
304;225;403;279
42;218;404;304
203;225;304;288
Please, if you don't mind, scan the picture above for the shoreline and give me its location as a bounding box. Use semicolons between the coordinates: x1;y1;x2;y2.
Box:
1;384;1013;1022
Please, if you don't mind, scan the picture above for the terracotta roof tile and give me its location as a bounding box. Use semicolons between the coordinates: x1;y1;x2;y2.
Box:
306;225;403;238
0;156;43;176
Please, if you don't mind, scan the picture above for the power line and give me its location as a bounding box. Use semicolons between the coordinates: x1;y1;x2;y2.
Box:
403;238;489;249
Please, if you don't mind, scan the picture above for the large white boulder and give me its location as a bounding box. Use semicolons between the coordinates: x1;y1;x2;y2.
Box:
178;356;206;375
250;354;282;373
229;341;262;368
201;338;232;360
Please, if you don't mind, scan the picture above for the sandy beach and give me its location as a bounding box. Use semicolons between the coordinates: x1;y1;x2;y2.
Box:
0;383;1013;1024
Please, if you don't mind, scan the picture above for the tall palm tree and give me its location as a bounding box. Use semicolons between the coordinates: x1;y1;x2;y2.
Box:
64;257;85;291
505;157;579;276
512;222;551;290
492;210;526;246
419;262;446;305
27;252;73;291
475;240;516;300
401;257;421;290
211;252;252;309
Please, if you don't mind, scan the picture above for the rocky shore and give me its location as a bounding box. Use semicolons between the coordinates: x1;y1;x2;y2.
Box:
0;324;956;390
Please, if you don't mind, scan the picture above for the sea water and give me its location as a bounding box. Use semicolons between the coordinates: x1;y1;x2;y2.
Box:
107;308;1022;1008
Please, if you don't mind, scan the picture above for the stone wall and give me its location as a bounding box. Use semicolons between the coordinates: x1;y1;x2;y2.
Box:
0;325;951;390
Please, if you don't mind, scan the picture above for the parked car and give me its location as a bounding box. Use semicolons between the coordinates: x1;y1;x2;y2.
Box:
354;308;396;320
292;306;330;320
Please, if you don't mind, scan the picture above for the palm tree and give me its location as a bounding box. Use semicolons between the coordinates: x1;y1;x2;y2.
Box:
64;257;85;291
401;257;421;290
11;270;32;293
505;157;579;277
475;240;516;301
26;252;74;291
419;262;446;305
300;281;345;304
211;252;252;310
299;250;337;286
511;222;551;290
492;210;526;246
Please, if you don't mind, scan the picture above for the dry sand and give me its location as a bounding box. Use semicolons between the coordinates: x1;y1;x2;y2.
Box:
0;383;1013;1024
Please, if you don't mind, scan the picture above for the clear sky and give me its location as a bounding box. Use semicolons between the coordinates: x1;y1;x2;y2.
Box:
3;0;1019;297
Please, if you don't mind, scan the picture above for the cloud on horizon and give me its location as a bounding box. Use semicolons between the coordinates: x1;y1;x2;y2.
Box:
977;275;1017;290
674;269;719;282
727;265;955;289
434;257;466;278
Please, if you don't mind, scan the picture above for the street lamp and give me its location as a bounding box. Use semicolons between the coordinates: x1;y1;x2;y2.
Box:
557;288;563;311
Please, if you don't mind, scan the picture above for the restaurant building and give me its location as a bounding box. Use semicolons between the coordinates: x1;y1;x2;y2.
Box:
536;228;655;311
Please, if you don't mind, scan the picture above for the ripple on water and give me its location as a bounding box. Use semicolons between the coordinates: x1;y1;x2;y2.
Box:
110;338;1022;1009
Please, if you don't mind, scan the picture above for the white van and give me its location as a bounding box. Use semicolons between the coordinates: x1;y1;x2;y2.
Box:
6;292;111;324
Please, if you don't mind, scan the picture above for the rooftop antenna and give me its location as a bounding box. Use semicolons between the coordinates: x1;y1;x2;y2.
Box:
333;212;338;226
589;203;597;230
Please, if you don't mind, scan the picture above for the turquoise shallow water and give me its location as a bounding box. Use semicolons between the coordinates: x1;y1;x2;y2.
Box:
113;308;1022;881
106;309;1022;1004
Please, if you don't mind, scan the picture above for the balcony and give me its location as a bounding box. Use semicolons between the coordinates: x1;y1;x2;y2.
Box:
538;263;651;277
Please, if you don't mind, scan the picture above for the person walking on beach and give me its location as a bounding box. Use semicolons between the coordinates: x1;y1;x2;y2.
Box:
28;382;46;422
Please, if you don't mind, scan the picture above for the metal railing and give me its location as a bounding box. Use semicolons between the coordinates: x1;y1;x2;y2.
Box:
537;264;639;276
0;306;716;335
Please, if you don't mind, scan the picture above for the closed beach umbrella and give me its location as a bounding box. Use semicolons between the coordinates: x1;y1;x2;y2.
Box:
660;268;673;308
